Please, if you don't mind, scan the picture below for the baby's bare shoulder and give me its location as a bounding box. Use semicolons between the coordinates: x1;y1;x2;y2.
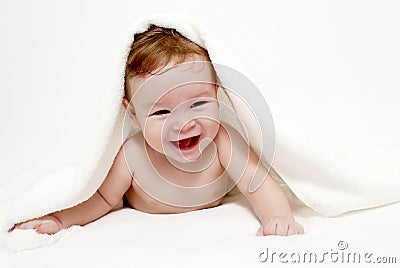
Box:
214;123;228;144
121;131;148;170
214;122;242;147
214;123;250;168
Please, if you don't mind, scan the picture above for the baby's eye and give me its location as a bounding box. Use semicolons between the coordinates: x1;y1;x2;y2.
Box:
150;109;171;116
190;101;208;108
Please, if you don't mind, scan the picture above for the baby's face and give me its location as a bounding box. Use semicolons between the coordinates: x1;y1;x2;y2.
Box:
129;58;220;163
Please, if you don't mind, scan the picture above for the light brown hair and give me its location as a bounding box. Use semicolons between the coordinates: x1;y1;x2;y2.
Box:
124;24;212;100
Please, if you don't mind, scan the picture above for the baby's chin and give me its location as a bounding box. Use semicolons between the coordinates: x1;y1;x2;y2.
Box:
147;137;216;165
164;149;202;164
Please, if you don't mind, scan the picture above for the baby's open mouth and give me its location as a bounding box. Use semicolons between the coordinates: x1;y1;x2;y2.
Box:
171;135;200;151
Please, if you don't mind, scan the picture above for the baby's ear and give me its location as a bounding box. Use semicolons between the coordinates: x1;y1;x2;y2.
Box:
122;97;140;128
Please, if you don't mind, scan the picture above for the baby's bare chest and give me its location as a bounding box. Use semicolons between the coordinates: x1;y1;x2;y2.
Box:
122;135;230;213
126;158;229;213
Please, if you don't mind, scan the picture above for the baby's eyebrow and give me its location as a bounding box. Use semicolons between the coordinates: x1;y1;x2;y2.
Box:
147;103;167;111
194;88;215;97
146;89;212;109
185;89;212;100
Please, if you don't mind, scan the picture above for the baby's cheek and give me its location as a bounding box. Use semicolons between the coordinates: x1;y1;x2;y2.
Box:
144;124;164;150
203;119;220;137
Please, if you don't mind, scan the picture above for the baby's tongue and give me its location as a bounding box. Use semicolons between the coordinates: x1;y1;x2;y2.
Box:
178;137;192;149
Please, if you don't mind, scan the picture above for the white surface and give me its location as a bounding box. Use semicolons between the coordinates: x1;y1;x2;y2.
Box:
1;194;399;267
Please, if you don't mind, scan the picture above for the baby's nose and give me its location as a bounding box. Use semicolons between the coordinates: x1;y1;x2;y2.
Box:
173;119;196;132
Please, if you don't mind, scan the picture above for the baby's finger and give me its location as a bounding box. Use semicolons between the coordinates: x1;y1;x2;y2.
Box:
287;223;304;235
263;222;277;236
15;220;41;230
276;222;289;236
35;224;50;235
287;224;297;236
256;226;264;236
297;223;305;234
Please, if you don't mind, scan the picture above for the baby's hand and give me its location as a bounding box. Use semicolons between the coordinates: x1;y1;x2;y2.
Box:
256;216;304;236
9;215;63;235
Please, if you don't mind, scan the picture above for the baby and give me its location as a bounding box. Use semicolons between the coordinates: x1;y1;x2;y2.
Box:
11;25;304;236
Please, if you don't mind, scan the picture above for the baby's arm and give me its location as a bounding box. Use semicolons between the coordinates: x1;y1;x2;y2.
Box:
11;144;132;234
215;124;304;236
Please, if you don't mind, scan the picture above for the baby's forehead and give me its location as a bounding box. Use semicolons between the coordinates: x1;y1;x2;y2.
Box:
128;60;216;103
129;54;212;91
